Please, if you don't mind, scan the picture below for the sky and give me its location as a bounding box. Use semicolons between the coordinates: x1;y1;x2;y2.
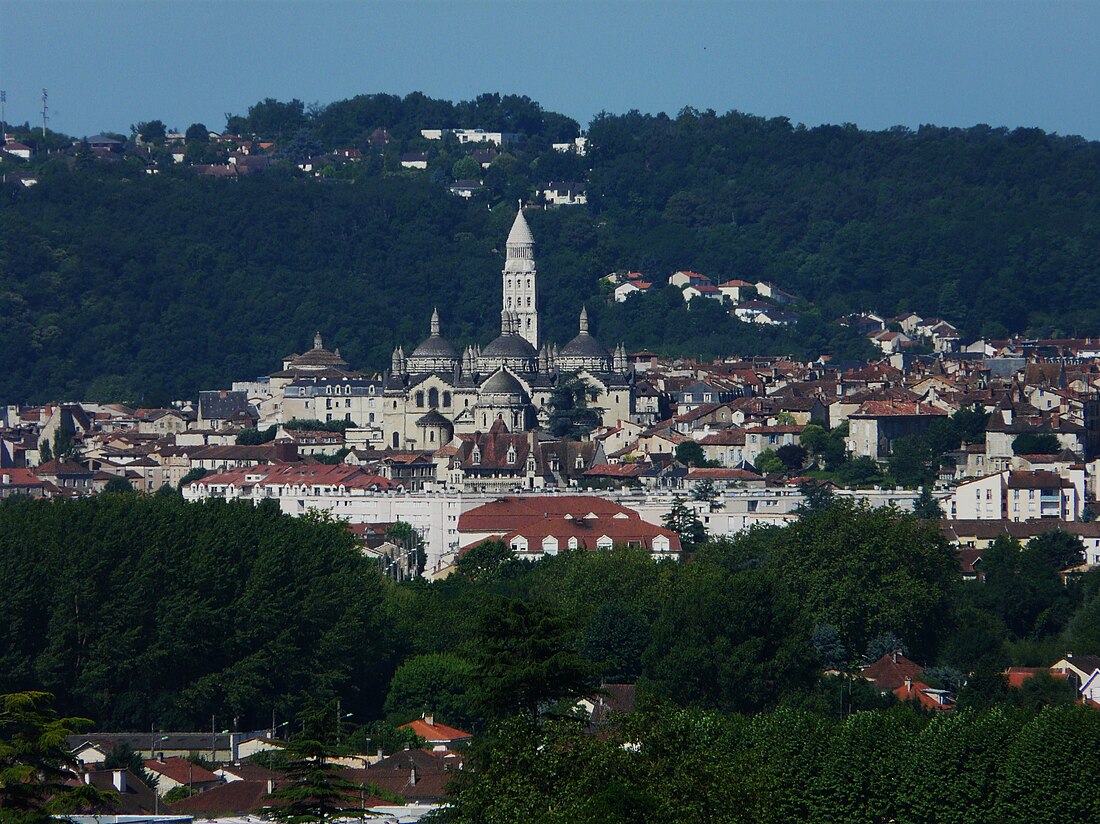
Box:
2;0;1099;140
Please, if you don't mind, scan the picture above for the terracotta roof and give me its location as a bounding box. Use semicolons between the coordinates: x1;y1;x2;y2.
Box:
861;652;924;691
686;468;761;481
1005;470;1073;489
851;400;947;417
144;756;219;785
399;717;472;743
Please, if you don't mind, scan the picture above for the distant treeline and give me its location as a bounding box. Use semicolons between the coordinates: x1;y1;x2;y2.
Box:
3;93;1100;402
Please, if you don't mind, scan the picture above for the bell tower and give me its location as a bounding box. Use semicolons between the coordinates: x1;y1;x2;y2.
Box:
502;205;539;350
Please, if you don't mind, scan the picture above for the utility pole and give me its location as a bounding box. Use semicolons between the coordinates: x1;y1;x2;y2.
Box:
1;90;7;143
41;88;47;137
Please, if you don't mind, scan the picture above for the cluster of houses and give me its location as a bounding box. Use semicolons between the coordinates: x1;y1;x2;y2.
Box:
8;327;1100;576
603;269;802;325
54;713;475;821
843;310;963;354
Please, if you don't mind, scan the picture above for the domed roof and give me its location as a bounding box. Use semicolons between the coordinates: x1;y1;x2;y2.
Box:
560;332;609;359
481;369;526;395
559;307;609;359
482;332;538;359
409;308;458;360
507;208;534;246
415;408;454;428
289;332;350;370
410;335;458;359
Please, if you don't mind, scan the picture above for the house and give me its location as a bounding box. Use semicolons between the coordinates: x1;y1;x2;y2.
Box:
448;179;484;198
1050;654;1100;705
861;650;925;691
400;152;428;169
893;677;955;712
755;309;800;326
733;300;774;321
948;471;1081;522
33;459;94;494
197;390;256;430
717;279;754;304
542;181;587;206
0;468;51;499
846;400;947;461
669;270;712;290
613;278;654;302
457;494;681;559
143;756;220;796
3;140;33;159
399;713;472;750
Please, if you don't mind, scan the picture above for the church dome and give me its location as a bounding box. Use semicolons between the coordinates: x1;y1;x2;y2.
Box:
560;332;609;359
481;369;527;397
411;335;458;359
482;332;538;359
406;308;459;371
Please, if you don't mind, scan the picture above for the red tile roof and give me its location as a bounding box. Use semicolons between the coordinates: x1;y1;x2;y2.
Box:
399;717;472;743
861;652;924;691
144;756;219;785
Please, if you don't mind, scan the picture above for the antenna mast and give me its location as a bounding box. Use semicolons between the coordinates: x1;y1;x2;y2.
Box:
41;88;48;137
1;91;6;144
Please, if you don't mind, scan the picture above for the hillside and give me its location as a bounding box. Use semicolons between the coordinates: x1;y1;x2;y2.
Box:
2;93;1100;403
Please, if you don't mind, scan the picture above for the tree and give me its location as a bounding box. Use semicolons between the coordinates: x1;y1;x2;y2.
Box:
136;120;167;145
913;485;944;519
0;691;114;822
384;521;426;578
237;425;277;445
835;456;883;487
102;477;134;494
384;653;476;727
579;603;649;683
888;436;934;487
775;443;807;472
754;449;785;475
468;598;595;721
37;440;51;464
451;156;481;181
1027;530;1085;571
1012;432;1061;455
661;497;706;549
811;624;848;670
546;375;602;440
263;731;358;823
690;478;723;511
177;467;208;490
953;405;989;444
455;539;514;581
800;424;828;458
184;123;209;143
796;482;836;517
674;440;707;467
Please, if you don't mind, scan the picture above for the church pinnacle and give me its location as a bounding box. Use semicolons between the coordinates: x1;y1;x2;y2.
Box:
502;205;539;351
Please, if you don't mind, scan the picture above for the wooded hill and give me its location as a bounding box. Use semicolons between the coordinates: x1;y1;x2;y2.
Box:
2;92;1099;403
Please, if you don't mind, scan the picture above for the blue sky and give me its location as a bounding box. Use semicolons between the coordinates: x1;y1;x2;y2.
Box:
2;1;1099;139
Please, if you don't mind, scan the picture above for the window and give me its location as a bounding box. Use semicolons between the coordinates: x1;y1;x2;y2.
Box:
392;432;399;448
345;413;351;421
345;399;351;407
443;391;452;407
368;412;375;423
415;391;424;408
471;447;481;465
526;297;532;307
428;388;439;408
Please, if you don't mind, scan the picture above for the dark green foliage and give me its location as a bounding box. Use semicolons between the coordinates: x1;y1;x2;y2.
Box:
454;539;514;582
101;477;134;494
467;598;596;721
546;375;601;440
442;705;1100;823
673;439;708;467
835;456;884;487
1012;432;1061;455
383;653;475;727
1027;530;1086;571
176;467;207;490
0;691;115;823
262;731;359;824
660;496;706;549
236;425;277;445
0;496;393;730
579;603;649;683
913;485;944;519
775;443;806;471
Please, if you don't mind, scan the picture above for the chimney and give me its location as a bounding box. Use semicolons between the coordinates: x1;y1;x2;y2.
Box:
267;778;276;795
376;747;383;761
892;649;898;664
904;676;913;695
112;769;127;793
408;764;418;786
424;712;434;727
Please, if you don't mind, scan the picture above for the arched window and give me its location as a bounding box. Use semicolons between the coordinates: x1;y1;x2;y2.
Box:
368;412;375;423
415;391;424;408
430;430;436;443
527;278;532;289
443;391;452;407
392;432;399;448
526;297;532;307
428;388;439;408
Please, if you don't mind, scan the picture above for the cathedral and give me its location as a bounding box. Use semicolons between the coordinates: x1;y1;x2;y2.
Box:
382;207;634;450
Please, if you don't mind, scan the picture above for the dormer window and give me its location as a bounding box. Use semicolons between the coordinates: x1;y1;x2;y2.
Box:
507;445;517;464
471;447;481;465
575;455;585;469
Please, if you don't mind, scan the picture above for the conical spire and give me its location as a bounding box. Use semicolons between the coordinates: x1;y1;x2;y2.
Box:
507;204;534;247
430;307;440;336
579;306;589;334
